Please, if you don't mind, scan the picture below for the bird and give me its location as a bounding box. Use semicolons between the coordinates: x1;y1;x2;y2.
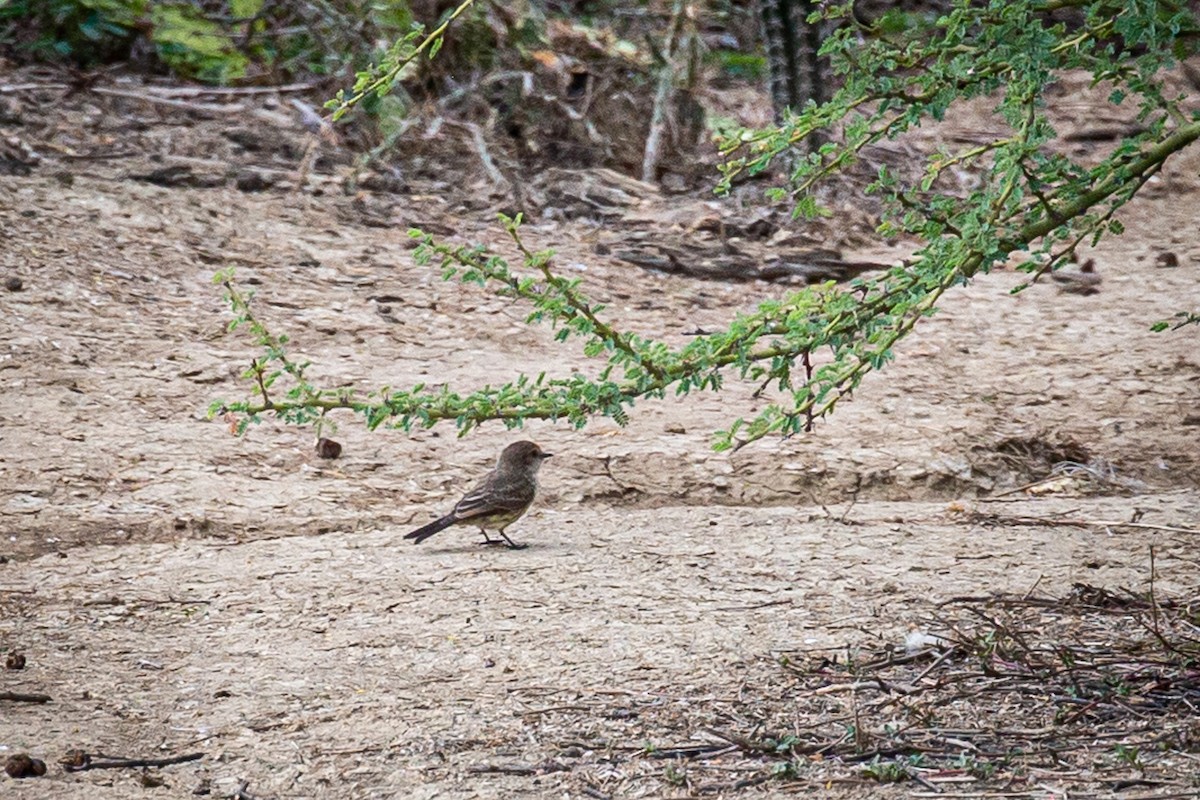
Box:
403;441;552;550
1051;258;1102;295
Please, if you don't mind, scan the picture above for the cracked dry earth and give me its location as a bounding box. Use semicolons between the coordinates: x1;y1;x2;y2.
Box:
2;83;1200;799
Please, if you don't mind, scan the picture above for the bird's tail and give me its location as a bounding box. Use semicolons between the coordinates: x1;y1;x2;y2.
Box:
403;514;456;544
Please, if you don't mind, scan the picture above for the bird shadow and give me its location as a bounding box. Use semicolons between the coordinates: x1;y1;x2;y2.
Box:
408;540;558;554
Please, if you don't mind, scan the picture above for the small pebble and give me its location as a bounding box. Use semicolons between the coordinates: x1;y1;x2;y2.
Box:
4;277;23;292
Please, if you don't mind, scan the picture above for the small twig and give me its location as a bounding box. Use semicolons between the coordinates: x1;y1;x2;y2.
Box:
648;742;740;759
695;772;771;793
907;767;944;793
911;647;961;685
801;350;815;432
582;785;612;800
713;598;793;612
251;360;272;407
63;751;204;772
450;120;507;187
90;87;245;116
519;704;591;717
964;512;1200;536
1087;520;1200;535
140;83;317;98
467;762;570;775
0;691;51;703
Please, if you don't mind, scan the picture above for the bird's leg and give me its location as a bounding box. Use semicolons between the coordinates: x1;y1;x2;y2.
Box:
479;528;503;546
498;529;527;550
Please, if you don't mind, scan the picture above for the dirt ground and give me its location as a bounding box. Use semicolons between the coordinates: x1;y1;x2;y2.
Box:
1;67;1200;799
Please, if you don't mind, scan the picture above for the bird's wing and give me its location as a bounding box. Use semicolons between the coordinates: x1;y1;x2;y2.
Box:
452;474;532;520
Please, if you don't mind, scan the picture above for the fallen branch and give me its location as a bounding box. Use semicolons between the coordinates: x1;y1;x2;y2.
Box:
965;511;1200;536
0;691;51;703
62;751;204;772
90;87;244;117
142;83;316;98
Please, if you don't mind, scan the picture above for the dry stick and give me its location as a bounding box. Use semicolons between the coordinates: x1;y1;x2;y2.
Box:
1021;573;1045;601
251;360;272;407
0;691;51;703
456;120;507;187
640;0;687;182
1081;520;1200;535
969;512;1200;536
467;763;560;776
910;647;961;685
140;83;316;98
801;351;815;432
519;704;591;717
713;598;793;612
90;87;244;117
64;751;204;772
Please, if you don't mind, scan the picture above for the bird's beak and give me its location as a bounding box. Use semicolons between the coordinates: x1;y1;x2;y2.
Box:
541;452;553;459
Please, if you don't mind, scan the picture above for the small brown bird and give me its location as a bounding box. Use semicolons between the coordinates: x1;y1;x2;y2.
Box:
1051;258;1102;295
403;441;552;550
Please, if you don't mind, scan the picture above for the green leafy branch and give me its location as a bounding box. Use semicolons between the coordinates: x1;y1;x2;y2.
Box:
212;104;1193;448
215;0;1198;449
324;0;477;121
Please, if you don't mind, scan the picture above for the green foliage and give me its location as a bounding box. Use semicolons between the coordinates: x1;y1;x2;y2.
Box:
150;4;248;82
1;0;248;77
953;752;998;779
215;0;1199;449
712;49;767;80
862;754;925;783
1;0;423;85
325;0;477;120
1;0;147;64
1112;743;1143;769
1151;311;1200;332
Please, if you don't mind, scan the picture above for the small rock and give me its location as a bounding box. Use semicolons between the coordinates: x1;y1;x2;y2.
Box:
359;168;409;194
5;753;46;779
0;97;22;124
315;438;342;459
4;276;22;292
235;169;276;193
1155;251;1179;268
5;651;26;670
140;772;165;788
663;422;686;434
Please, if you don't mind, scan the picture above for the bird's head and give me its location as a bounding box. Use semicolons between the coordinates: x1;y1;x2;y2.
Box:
499;440;552;473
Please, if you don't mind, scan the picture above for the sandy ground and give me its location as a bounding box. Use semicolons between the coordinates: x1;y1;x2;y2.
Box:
1;70;1199;799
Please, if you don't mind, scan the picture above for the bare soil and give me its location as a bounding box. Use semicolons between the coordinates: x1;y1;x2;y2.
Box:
1;68;1199;799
